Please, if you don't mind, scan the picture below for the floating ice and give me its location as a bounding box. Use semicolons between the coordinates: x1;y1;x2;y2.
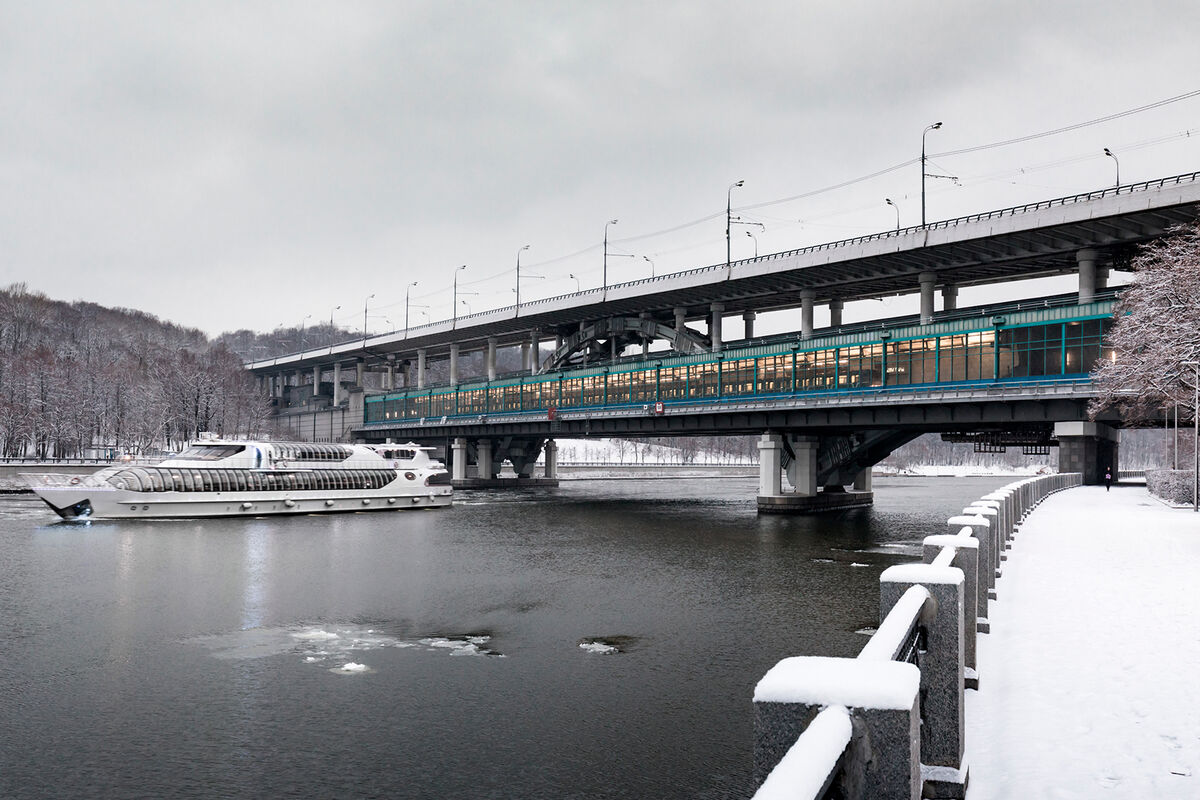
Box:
579;642;619;654
292;629;340;641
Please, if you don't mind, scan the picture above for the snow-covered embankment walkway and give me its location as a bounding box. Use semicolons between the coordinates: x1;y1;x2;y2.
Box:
966;483;1200;797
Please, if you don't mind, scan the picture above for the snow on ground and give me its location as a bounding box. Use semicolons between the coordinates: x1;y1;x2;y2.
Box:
966;484;1200;798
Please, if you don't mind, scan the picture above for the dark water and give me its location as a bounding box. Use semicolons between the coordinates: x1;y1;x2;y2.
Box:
0;476;1004;799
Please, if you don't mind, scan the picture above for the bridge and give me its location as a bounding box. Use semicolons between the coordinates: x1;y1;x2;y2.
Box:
248;171;1200;511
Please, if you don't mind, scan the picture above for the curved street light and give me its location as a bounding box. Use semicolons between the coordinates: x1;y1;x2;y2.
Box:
727;180;744;272
515;245;531;308
403;281;419;338
745;230;758;258
921;121;942;226
362;293;375;338
1104;147;1120;187
568;273;580;292
643;255;655;278
603;219;618;291
886;198;900;231
452;265;466;326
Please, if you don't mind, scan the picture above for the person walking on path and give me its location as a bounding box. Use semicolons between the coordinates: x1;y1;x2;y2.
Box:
1104;468;1112;491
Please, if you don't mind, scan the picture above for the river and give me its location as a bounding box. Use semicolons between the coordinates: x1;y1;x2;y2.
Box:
0;475;1008;799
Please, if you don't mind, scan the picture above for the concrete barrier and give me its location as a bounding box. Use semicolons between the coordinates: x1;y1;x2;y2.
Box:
751;472;1082;799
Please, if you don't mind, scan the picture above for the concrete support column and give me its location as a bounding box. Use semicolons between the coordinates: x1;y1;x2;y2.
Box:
710;302;724;353
880;563;966;779
743;310;757;341
451;438;468;481
943;283;959;312
312;366;321;390
828;299;844;328
786;436;819;497
385;364;395;391
919;271;938;324
544;439;558;479
449;344;459;387
486;337;497;381
1077;248;1099;304
1096;266;1110;292
530;329;541;374
757;433;783;496
521;341;531;372
355;359;365;388
673;307;687;337
333;363;342;405
800;290;814;338
853;467;872;492
417;349;427;389
1055;421;1120;484
476;439;494;480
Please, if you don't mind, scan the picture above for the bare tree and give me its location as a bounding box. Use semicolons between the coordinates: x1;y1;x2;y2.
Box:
1090;222;1200;423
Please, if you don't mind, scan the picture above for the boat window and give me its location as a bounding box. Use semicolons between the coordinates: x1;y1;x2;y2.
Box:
168;445;247;462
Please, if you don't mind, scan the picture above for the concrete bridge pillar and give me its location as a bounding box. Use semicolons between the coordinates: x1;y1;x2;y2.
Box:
530;329;541;374
544;439;558;479
853;467;872;492
942;283;959;312
800;291;815;338
417;349;427;389
355;359;365;389
673;307;687;350
1077;248;1099;304
521;341;531;372
757;433;783;496
293;370;303;391
1055;421;1119;484
385;363;395;391
476;439;495;480
786;436;819;497
710;302;724;352
333;363;342;405
312;366;321;392
451;438;468;481
743;310;756;341
920;271;938;324
828;299;844;328
487;337;497;381
449;344;459;386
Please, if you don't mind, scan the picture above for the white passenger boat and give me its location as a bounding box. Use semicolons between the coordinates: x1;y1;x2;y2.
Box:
22;438;452;520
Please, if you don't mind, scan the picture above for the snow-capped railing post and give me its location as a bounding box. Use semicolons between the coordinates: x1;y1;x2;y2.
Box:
879;562;967;795
945;513;993;623
981;489;1013;552
754;658;921;799
922;533;979;685
965;501;1000;593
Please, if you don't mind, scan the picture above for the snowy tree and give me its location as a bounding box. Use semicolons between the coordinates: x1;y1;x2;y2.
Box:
1090;222;1200;423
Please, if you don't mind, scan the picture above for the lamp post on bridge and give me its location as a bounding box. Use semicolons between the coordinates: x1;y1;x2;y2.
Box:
452;265;467;327
727;180;743;274
514;245;532;308
921;121;942;226
603;219;618;293
643;255;655;278
362;293;375;339
329;305;340;333
299;314;311;350
746;230;758;258
403;281;418;338
886;198;900;231
568;273;580;292
1104;147;1120;188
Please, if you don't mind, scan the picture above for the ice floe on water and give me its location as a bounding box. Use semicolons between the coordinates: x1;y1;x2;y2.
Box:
188;624;503;668
577;636;635;654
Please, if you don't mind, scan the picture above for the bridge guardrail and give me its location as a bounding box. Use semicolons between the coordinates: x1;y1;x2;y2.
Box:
751;472;1081;799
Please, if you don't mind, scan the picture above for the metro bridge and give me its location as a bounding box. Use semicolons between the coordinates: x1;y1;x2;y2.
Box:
249;172;1200;511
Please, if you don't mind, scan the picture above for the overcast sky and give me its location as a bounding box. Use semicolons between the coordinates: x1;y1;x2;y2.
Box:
4;1;1200;338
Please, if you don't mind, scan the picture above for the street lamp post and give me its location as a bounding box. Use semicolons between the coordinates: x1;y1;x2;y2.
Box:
921;121;942;226
362;293;375;338
452;265;466;326
515;245;531;308
745;230;758;258
643;255;655;278
404;281;418;338
330;305;341;331
886;198;900;231
727;180;744;272
568;273;580;292
1104;147;1120;187
603;220;618;292
461;299;472;316
299;314;311;350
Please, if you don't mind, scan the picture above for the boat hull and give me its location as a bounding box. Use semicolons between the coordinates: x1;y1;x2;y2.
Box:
26;482;452;520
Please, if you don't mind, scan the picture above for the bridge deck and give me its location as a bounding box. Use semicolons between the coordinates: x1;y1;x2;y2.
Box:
966;483;1200;796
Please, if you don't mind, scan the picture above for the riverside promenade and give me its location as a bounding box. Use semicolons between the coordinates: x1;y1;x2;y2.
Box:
966;482;1200;797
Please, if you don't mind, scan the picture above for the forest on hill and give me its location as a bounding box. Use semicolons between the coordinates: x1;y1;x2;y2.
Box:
0;284;269;457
